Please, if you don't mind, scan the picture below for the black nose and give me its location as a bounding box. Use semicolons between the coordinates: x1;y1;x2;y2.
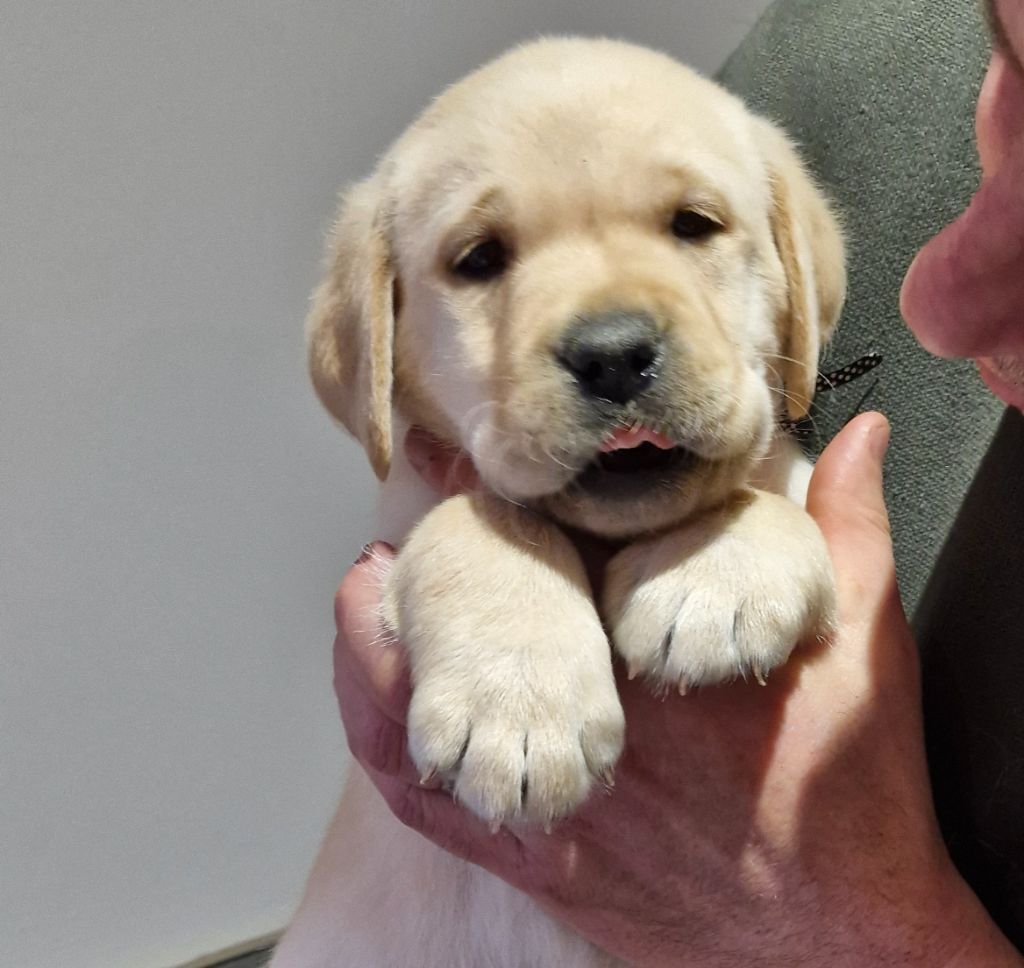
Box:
557;311;663;405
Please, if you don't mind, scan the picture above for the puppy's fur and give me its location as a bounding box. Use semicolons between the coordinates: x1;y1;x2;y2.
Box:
274;38;845;967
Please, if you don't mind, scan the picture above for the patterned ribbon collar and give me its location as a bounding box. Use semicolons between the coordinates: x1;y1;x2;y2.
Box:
781;352;883;435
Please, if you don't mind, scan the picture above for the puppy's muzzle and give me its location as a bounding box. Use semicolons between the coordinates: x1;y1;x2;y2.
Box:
557;310;663;406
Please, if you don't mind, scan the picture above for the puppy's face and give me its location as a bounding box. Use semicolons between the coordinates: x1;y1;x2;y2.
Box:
310;39;845;538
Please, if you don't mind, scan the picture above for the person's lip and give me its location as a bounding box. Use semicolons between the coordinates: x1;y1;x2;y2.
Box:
976;356;1024;410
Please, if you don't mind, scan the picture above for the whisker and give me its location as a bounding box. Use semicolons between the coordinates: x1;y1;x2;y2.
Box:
540;444;574;472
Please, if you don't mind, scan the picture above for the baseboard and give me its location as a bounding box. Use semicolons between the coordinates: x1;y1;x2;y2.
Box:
170;931;280;968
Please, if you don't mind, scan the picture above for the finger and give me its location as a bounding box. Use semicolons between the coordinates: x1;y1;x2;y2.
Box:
335;645;422;782
333;542;411;723
805;412;911;654
405;426;480;497
370;768;528;880
806;412;893;576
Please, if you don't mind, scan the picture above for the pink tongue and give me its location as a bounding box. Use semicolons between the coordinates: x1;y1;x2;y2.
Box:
599;426;674;453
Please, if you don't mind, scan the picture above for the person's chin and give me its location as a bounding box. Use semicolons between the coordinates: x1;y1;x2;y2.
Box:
976;356;1024;410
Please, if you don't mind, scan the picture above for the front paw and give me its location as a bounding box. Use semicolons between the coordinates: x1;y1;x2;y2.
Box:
392;493;624;829
604;490;835;692
407;647;624;828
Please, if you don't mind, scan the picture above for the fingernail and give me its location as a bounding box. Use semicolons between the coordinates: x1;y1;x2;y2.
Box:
354;541;390;565
869;421;891;461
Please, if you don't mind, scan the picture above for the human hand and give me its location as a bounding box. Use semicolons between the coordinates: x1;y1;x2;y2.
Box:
334;415;1020;966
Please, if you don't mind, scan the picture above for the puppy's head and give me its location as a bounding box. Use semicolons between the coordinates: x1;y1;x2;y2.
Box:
309;38;844;538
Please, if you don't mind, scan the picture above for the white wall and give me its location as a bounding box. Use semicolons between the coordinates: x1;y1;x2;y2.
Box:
0;2;773;965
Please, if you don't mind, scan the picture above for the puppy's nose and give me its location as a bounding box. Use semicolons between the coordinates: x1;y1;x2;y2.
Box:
558;311;663;405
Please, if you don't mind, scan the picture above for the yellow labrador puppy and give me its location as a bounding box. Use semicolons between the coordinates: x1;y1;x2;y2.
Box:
274;37;843;968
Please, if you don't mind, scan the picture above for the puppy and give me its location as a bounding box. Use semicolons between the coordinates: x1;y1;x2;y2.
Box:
273;37;844;968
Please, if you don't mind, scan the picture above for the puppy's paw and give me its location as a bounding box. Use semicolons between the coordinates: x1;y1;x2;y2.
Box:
407;639;624;828
604;490;835;692
393;493;623;829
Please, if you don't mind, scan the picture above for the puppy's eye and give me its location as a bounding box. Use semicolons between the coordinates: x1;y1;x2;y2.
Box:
670;209;721;241
452;238;508;281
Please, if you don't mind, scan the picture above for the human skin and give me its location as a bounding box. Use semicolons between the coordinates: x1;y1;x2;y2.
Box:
336;420;1020;966
901;0;1024;406
329;2;1024;962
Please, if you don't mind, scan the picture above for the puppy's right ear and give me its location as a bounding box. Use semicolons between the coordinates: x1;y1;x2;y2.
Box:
754;121;846;422
307;176;395;480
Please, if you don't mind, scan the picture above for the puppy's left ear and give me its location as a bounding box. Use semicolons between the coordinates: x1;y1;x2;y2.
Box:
756;120;846;421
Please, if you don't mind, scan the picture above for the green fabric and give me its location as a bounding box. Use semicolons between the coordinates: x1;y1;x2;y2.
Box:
716;0;1005;613
718;4;1024;946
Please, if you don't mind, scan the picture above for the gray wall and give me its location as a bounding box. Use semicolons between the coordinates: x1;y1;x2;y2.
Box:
1;2;773;966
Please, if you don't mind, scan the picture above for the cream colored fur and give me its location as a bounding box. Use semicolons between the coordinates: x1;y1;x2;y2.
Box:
275;37;845;967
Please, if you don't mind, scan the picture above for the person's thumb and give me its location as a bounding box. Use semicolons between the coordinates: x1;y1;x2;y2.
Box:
806;412;895;610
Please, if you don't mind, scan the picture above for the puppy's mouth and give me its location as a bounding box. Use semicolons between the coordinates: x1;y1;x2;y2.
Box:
572;425;699;497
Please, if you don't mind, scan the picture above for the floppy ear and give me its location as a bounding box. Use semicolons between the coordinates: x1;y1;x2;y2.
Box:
756;121;846;421
307;176;395;480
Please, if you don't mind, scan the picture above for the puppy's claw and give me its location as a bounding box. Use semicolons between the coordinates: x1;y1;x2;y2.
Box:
543;820;553;835
752;664;767;687
678;678;689;697
626;662;640;681
488;818;502;835
600;767;615;788
419;766;438;786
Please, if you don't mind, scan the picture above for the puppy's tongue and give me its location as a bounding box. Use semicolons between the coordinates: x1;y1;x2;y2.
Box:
599;426;674;453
